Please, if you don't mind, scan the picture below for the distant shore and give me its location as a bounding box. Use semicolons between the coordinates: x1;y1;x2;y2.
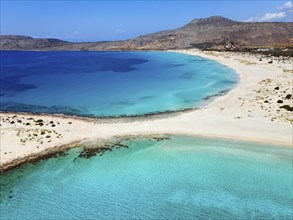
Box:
1;49;292;172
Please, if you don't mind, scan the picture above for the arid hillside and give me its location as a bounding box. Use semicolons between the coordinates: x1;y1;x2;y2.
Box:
1;16;292;51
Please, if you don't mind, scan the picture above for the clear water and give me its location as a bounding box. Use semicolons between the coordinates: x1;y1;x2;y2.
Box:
1;136;292;219
0;51;238;116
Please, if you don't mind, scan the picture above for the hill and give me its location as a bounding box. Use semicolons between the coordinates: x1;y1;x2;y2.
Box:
0;35;70;50
1;16;292;51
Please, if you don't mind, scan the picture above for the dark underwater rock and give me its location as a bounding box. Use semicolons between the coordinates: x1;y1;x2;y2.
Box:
77;146;113;159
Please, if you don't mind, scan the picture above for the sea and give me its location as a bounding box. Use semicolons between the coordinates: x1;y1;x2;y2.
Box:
0;51;238;117
0;136;292;219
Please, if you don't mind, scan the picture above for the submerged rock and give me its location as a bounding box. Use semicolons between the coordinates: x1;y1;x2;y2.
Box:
77;146;113;159
151;136;171;141
114;143;129;149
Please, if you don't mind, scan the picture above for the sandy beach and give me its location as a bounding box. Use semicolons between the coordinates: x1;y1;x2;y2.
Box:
1;49;292;171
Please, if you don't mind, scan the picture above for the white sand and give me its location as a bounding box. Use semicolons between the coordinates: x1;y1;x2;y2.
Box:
1;50;292;167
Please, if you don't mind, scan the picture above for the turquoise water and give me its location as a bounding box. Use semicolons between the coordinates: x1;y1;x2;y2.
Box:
0;51;238;116
1;136;292;219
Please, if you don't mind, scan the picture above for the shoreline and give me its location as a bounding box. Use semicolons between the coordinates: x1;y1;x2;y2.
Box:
1;132;290;173
0;88;231;123
1;49;292;172
0;134;170;173
0;140;83;173
0;105;199;123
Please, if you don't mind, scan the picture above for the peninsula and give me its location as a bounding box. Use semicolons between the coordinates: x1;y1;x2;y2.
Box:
1;48;292;172
1;16;293;172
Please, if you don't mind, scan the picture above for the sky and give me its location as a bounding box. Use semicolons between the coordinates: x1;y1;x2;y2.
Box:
0;0;292;42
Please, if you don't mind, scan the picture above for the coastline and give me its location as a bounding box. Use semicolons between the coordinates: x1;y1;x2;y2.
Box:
1;49;292;172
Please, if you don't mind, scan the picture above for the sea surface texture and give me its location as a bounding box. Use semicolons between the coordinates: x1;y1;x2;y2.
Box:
0;51;238;116
1;136;292;219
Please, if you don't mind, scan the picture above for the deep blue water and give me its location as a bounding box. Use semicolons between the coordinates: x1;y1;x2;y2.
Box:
0;51;238;116
0;136;292;219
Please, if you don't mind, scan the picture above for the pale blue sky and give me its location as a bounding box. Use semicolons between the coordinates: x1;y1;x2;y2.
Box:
1;1;292;42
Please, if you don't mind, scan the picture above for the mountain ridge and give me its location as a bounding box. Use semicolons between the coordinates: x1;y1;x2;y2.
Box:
1;16;292;51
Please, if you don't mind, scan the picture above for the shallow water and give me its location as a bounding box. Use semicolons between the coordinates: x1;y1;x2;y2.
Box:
0;51;238;116
1;136;292;219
